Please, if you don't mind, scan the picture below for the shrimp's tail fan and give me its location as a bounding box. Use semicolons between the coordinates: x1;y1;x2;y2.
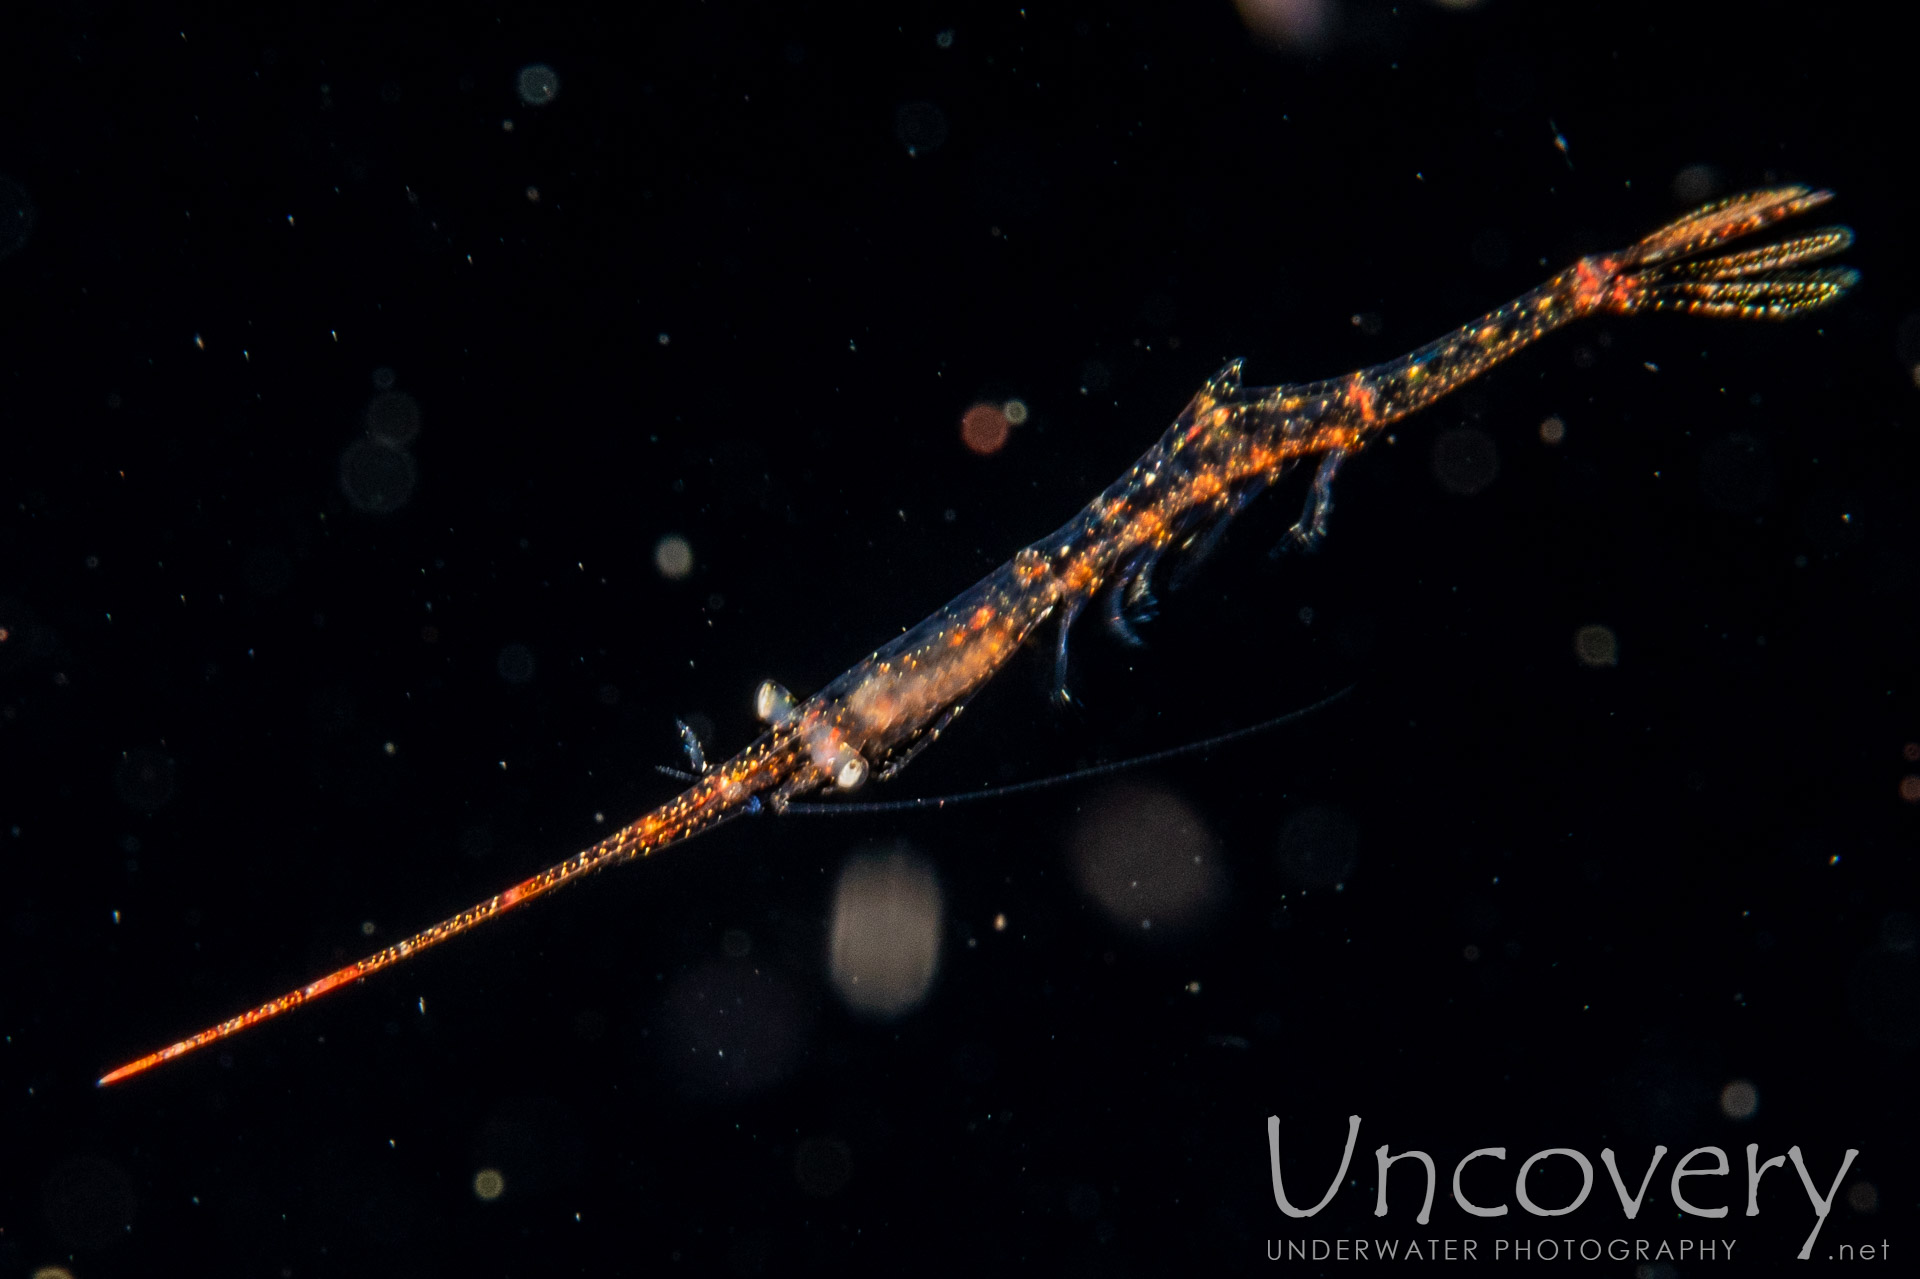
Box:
1602;186;1857;320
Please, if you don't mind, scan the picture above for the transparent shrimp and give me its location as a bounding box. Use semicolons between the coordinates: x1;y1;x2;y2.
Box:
99;186;1855;1085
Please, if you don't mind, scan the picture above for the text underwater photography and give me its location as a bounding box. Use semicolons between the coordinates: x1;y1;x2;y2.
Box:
1;0;1915;1274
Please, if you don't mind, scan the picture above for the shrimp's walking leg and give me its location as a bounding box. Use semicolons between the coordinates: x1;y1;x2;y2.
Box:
1052;595;1085;704
1274;448;1348;556
875;702;967;781
1168;473;1274;592
1103;548;1161;647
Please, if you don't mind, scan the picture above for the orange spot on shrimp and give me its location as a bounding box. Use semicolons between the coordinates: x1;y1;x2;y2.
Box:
304;967;358;999
1062;558;1100;595
1572;257;1611;312
1130;508;1169;542
1347;376;1376;424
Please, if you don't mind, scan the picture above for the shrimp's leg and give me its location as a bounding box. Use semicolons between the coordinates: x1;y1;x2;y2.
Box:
1103;548;1161;647
1167;473;1273;592
786;685;1356;815
875;702;967;782
1052;595;1086;704
1273;447;1348;556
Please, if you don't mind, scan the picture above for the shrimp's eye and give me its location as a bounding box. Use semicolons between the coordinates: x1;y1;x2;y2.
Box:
835;752;869;791
755;679;796;724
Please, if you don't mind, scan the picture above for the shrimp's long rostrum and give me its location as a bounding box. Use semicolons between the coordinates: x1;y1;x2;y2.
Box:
99;187;1855;1085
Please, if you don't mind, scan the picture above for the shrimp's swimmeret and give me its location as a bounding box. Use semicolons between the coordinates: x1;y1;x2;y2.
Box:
99;186;1856;1086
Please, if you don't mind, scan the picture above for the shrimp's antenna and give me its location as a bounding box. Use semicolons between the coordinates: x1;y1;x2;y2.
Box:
783;685;1353;814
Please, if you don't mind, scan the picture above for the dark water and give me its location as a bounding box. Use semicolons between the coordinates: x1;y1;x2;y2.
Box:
2;2;1913;1273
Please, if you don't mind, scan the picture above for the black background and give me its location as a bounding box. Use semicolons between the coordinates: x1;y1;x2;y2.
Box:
2;1;1914;1273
